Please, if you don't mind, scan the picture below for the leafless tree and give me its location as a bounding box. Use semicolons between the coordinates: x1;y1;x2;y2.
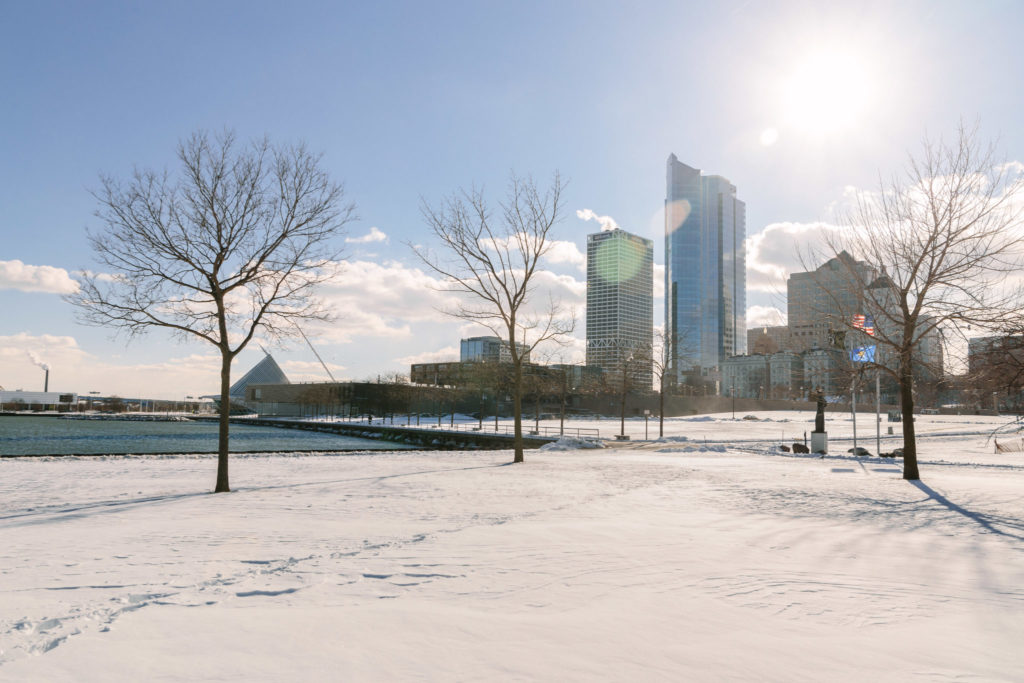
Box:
68;130;354;492
413;173;575;462
817;123;1024;479
652;327;696;437
614;347;649;438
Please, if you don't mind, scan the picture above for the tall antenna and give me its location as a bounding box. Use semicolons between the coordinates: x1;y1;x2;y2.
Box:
294;324;337;382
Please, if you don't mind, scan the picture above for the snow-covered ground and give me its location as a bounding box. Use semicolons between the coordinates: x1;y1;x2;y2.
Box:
2;411;1023;681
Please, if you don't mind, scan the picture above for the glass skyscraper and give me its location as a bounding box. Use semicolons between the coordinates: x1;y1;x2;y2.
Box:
665;154;746;381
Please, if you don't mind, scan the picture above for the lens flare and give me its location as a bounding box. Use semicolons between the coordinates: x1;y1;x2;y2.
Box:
665;199;691;235
595;238;644;284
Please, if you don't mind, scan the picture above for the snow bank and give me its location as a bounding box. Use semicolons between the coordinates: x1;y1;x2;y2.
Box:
538;436;605;451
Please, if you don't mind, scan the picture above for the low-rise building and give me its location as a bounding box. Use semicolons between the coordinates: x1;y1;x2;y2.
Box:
720;352;805;399
460;336;530;364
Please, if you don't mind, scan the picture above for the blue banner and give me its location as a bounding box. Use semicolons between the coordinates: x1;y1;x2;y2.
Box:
850;345;876;363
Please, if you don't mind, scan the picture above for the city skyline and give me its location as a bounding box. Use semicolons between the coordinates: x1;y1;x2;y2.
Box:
3;1;1023;399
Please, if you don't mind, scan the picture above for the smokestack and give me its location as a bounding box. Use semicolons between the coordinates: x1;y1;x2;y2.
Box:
44;369;49;393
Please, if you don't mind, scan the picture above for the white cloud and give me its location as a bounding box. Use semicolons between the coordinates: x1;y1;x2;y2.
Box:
310;260;460;344
530;269;586;303
746;305;787;328
653;263;665;300
745;221;841;293
396;346;460;366
543;239;586;271
281;359;347;382
0;260;79;294
532;335;586;364
0;333;225;398
576;208;619;232
345;227;389;244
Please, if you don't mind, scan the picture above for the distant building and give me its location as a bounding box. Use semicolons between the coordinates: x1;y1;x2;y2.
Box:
721;352;804;400
460;336;529;364
410;362;469;387
586;227;654;390
968;335;1024;410
229;353;289;400
550;363;604;392
968;336;1019;375
0;390;78;411
245;380;425;419
665;154;746;378
747;325;792;355
720;355;770;399
787;251;877;352
802;348;845;398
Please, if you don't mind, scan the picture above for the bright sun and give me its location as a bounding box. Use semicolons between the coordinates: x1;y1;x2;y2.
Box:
780;50;873;136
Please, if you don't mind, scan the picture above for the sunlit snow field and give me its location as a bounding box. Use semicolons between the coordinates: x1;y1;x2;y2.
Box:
2;411;1023;681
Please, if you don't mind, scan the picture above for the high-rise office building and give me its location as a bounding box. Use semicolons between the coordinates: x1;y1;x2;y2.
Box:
787;250;877;352
586;227;654;389
665;154;746;380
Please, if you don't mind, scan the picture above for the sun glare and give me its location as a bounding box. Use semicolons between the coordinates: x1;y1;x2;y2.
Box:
780;50;873;136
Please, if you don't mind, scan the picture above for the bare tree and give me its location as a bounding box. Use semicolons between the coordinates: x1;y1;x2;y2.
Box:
652;327;696;437
818;123;1024;479
613;346;649;438
68;131;354;492
413;173;575;462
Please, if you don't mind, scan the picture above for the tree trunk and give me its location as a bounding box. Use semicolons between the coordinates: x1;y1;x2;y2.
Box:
658;382;665;437
512;361;524;462
559;374;566;436
215;350;232;493
620;389;626;437
899;353;920;480
619;367;629;437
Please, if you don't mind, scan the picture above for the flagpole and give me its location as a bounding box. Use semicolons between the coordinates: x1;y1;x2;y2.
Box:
852;372;857;452
875;368;881;456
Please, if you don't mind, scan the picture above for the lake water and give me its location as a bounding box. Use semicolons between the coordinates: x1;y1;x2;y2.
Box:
0;416;407;456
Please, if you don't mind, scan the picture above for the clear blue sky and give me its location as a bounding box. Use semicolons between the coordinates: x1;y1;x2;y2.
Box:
2;0;1022;398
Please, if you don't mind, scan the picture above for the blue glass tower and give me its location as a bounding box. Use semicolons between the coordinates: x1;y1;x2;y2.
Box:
665;154;746;382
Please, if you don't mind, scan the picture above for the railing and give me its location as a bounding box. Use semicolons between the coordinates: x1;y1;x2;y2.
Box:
271;416;600;439
220;417;598;444
404;422;600;439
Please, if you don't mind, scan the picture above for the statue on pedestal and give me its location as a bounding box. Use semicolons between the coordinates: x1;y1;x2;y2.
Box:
809;388;829;454
813;389;827;433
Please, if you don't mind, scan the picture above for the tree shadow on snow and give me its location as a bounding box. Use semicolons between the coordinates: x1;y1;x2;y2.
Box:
0;491;210;526
235;461;516;495
910;480;1024;542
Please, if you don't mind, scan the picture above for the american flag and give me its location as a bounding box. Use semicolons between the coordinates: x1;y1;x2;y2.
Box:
852;314;875;336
